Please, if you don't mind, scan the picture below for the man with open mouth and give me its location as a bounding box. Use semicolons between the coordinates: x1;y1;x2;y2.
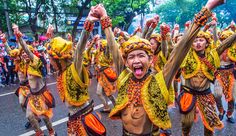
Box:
90;0;227;135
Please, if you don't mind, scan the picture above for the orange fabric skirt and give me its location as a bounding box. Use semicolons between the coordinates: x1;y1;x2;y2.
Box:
215;68;235;102
28;89;55;118
98;72;116;96
68;112;106;136
15;86;30;97
178;87;223;132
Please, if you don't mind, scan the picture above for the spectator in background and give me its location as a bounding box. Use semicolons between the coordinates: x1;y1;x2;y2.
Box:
4;43;17;85
0;47;7;87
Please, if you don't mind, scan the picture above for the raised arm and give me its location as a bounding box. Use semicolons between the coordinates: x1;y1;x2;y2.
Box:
94;4;124;74
144;15;159;39
114;27;130;41
211;21;219;44
74;9;98;75
131;26;142;37
216;33;236;55
12;24;34;60
46;24;54;40
0;33;11;54
163;0;225;89
160;23;170;58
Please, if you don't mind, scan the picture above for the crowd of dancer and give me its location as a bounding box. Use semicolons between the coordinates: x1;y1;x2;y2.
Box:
0;34;53;87
1;0;236;135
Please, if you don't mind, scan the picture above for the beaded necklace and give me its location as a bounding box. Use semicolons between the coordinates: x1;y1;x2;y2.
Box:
127;71;150;107
127;79;144;107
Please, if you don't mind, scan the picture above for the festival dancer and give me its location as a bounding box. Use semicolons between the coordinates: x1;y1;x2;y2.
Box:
178;27;236;136
89;0;225;135
12;24;56;136
214;29;236;123
0;33;42;129
94;38;117;113
46;8;106;136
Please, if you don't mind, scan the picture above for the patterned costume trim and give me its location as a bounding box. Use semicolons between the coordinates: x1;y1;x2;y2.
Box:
142;71;171;129
215;67;235;102
15;86;30;97
196;94;224;131
68;111;106;136
98;71;117;96
57;63;90;106
28;89;54;118
18;61;28;77
181;49;220;81
178;87;224;132
109;69;130;119
83;49;92;67
109;69;171;130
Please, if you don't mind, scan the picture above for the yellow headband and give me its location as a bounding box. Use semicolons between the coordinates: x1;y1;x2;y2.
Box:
9;49;20;58
196;31;212;43
150;33;161;43
100;39;107;49
47;37;73;59
122;36;153;58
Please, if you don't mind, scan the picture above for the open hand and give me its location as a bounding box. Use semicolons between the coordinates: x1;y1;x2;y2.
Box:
87;6;100;22
160;23;170;36
93;4;108;19
46;24;54;38
146;15;159;28
12;24;23;38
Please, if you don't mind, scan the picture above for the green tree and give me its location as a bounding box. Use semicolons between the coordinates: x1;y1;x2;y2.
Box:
92;0;150;31
0;0;19;35
154;0;236;30
61;0;91;40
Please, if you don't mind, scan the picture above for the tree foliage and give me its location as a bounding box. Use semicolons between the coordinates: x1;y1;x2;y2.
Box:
154;0;236;29
92;0;150;31
0;0;19;32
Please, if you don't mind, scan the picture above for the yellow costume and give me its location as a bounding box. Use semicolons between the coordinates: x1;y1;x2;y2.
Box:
95;39;117;96
109;69;173;129
109;36;174;130
179;31;223;132
48;36;106;136
181;48;220;81
27;56;55;118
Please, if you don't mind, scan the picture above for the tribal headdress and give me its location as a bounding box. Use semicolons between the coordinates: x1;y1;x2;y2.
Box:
196;31;212;44
47;37;73;59
122;36;153;58
150;33;161;44
9;49;20;58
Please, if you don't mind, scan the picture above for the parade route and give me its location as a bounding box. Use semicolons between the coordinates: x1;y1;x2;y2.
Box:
0;76;236;136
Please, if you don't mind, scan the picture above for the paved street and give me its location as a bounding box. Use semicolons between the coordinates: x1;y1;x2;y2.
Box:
0;75;236;136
